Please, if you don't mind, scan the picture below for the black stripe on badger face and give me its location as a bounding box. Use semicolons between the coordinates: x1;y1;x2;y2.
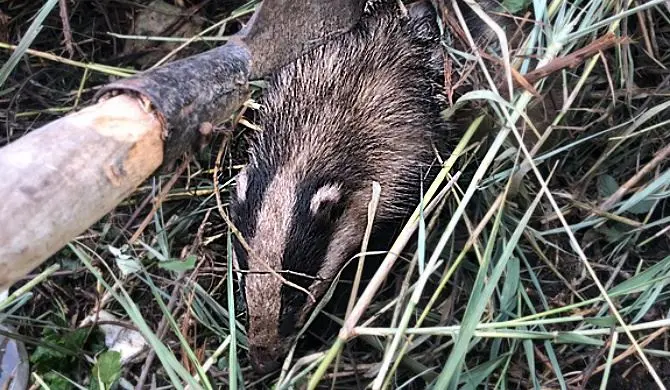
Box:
230;159;278;271
278;176;349;336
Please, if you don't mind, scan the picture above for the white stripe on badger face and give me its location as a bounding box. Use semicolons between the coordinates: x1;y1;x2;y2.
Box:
243;167;361;352
236;167;248;202
309;183;342;215
245;168;297;348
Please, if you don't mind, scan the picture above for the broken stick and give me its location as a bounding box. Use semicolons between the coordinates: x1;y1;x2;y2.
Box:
0;95;163;289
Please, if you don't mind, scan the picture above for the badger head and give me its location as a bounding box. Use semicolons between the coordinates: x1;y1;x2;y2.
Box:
226;0;445;374
229;163;373;373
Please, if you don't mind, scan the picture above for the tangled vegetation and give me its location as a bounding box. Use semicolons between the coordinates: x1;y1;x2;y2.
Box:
2;0;670;388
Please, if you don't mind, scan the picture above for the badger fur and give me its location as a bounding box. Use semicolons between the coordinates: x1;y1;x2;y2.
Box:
229;0;450;373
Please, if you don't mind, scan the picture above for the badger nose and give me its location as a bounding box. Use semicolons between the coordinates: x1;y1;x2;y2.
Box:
249;345;282;374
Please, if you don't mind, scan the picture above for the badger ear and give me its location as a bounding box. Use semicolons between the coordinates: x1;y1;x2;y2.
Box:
310;183;345;221
407;1;435;20
235;167;249;202
407;1;439;39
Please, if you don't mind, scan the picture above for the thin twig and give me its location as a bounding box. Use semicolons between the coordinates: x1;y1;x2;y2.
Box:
129;159;190;244
599;143;670;211
58;0;74;57
523;33;627;85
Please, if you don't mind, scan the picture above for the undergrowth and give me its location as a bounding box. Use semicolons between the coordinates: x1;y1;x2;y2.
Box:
1;0;670;388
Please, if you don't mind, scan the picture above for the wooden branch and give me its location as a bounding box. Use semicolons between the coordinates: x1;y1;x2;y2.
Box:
599;142;670;212
94;0;367;167
489;32;628;96
0;95;164;289
522;33;628;85
240;0;366;79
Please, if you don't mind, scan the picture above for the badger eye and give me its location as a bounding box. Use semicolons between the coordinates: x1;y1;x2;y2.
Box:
318;200;346;222
309;183;344;222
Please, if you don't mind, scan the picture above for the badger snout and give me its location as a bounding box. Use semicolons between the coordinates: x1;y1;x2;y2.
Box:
249;344;283;374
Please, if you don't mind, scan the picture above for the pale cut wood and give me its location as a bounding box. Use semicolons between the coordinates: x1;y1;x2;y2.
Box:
0;95;164;289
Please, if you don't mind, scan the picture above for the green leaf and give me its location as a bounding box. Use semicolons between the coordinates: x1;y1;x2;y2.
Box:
31;327;89;371
460;354;510;388
602;225;626;244
91;351;122;390
555;333;602;346
158;255;197;272
626;199;655;215
502;0;531;14
583;316;617;327
598;174;618;198
116;257;142;276
42;372;75;390
609;255;670;295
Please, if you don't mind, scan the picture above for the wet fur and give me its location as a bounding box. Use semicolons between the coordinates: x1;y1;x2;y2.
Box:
229;0;451;372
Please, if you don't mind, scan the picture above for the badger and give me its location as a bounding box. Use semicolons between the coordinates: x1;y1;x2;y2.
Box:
229;0;452;374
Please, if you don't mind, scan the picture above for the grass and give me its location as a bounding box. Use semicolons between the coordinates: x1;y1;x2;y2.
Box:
2;0;670;388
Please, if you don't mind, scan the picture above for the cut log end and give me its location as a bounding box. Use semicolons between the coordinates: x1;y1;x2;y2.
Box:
0;94;165;289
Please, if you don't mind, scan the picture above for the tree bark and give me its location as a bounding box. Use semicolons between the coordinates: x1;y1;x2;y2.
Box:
0;95;164;289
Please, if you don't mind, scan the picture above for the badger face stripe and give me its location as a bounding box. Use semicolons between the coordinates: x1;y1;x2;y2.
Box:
230;160;278;270
275;179;349;333
239;169;300;353
236;167;249;203
309;184;342;215
282;179;347;276
278;283;308;337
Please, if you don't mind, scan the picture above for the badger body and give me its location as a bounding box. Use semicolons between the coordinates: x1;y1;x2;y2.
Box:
229;1;450;373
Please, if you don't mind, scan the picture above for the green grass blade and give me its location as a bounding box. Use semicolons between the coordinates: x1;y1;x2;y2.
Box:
0;0;58;88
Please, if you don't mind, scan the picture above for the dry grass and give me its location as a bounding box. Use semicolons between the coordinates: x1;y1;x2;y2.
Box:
2;0;670;389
